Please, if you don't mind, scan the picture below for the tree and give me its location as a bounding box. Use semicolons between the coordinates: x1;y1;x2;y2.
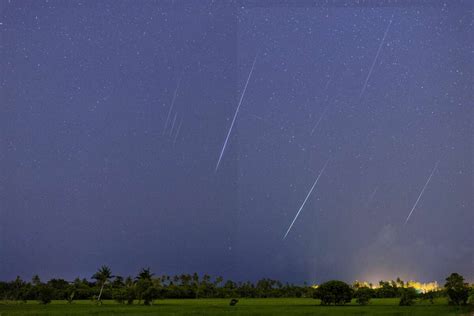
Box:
314;280;353;305
136;268;155;305
92;265;113;303
445;273;469;305
142;285;159;305
375;281;398;298
354;287;373;305
124;276;136;305
399;287;417;306
137;268;154;282
396;277;404;288
32;275;41;286
38;284;53;304
66;287;75;304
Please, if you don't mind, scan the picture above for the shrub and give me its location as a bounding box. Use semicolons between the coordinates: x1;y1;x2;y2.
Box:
354;287;373;305
314;280;353;305
113;288;127;304
467;293;474;305
38;285;54;304
399;287;417;306
229;298;239;306
142;286;159;305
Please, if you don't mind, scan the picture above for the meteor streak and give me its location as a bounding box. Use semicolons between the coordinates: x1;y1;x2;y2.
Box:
283;160;329;240
359;15;394;99
310;106;328;135
404;160;440;225
215;54;258;172
163;78;181;135
173;118;183;145
310;73;334;135
169;112;178;137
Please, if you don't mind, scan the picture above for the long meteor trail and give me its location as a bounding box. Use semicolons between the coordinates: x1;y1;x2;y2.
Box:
173;118;183;145
169;112;178;137
359;15;394;99
283;160;329;240
404;160;440;225
310;73;334;135
163;78;181;135
310;105;328;135
215;54;258;172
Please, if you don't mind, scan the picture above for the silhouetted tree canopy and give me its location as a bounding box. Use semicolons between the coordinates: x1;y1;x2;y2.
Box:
445;273;469;305
314;280;353;305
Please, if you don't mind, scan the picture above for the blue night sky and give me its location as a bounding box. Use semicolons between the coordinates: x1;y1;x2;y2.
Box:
1;0;472;284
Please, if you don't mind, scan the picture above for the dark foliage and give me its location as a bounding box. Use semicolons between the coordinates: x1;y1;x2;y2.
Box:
313;280;353;305
445;273;469;305
399;287;418;306
0;269;468;307
38;285;54;304
354;287;374;305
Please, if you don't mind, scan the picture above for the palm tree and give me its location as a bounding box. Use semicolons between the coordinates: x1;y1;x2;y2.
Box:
32;275;41;286
135;268;154;304
214;276;223;287
136;268;154;281
92;265;113;302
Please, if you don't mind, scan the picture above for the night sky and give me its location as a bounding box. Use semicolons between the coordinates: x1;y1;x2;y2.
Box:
1;0;472;284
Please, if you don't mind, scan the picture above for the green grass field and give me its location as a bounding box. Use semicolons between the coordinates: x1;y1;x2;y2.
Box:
0;298;472;315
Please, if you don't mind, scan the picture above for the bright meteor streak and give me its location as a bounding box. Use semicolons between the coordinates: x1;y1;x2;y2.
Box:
163;78;181;135
404;160;440;225
215;54;258;172
283;160;329;240
359;15;394;99
169;112;178;137
173;118;183;145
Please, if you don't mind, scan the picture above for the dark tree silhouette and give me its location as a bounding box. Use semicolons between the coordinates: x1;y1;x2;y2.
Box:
399;287;417;306
354;287;373;305
314;280;353;305
445;273;469;305
92;265;113;302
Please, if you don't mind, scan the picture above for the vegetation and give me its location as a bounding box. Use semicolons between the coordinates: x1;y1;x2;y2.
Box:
0;268;472;315
445;272;469;305
0;298;473;315
354;286;373;305
92;265;113;303
37;285;53;305
313;280;352;305
399;287;418;306
0;268;313;304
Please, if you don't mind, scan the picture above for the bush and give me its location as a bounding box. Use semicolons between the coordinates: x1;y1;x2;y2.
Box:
113;288;127;304
229;298;239;306
467;293;474;305
354;287;373;305
399;287;417;306
142;286;159;305
38;285;54;304
314;280;353;305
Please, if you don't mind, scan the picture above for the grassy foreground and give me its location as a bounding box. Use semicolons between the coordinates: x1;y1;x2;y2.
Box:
0;298;473;315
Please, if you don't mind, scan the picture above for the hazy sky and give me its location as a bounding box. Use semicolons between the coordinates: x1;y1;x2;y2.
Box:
1;0;472;284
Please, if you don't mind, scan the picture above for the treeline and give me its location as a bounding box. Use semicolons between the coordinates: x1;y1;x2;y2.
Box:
0;266;313;304
0;267;472;306
314;273;472;306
